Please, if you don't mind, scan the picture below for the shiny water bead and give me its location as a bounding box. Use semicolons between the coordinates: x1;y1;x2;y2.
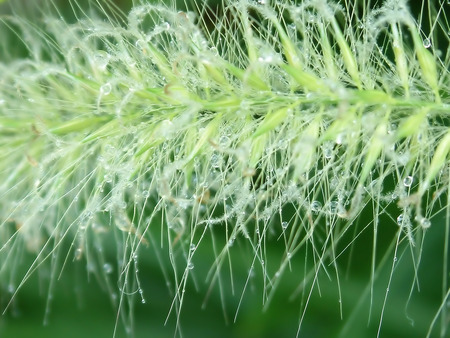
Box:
100;83;112;95
403;176;413;187
310;201;322;213
92;51;110;71
103;263;113;274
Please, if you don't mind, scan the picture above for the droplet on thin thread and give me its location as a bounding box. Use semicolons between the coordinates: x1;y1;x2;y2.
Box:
103;263;113;274
100;83;112;96
92;51;110;71
403;176;413;187
310;201;322;213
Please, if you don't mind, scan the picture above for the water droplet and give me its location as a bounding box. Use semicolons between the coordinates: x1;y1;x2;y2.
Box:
423;38;431;48
321;142;334;159
258;54;274;63
162;22;170;30
228;238;235;247
281;221;288;229
329;201;338;213
397;214;405;226
287;23;297;36
93;51;110;71
190;244;196;251
135;39;146;50
100;83;112;96
34;179;41;188
416;216;431;229
403;176;413;187
159;119;174;139
311;201;322;213
7;284;15;293
209;46;219;56
219;135;230;147
74;248;83;260
210;153;222;168
335;133;344;145
421;218;431;229
103;263;113;274
187;262;194;270
142;190;150;198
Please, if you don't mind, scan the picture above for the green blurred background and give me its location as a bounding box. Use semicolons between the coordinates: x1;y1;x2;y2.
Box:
0;209;447;337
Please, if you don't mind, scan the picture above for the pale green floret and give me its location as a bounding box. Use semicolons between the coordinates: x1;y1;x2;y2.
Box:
252;106;290;139
329;16;362;89
395;108;429;140
420;131;450;195
409;24;441;102
292;116;321;179
318;21;338;83
50;116;109;135
391;22;410;97
249;133;268;169
359;119;389;186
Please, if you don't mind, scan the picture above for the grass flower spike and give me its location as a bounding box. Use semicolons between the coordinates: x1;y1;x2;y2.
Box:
0;0;449;336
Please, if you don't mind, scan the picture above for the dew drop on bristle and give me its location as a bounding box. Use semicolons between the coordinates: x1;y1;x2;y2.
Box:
92;51;110;71
420;218;431;228
397;214;407;227
100;83;112;95
7;284;15;293
322;142;334;159
74;248;83;260
103;263;113;274
416;216;431;229
310;201;322;213
219;135;230;147
403;176;413;187
329;201;338;213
